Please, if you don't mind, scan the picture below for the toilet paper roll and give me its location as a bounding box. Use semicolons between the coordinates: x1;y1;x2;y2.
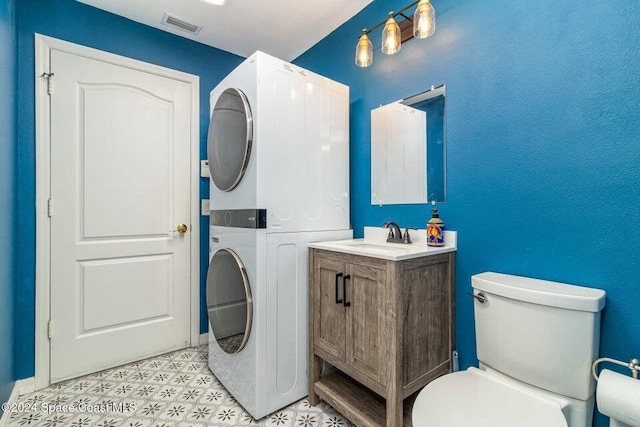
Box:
596;369;640;427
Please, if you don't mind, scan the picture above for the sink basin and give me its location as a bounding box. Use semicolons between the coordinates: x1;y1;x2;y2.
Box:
308;228;457;261
340;241;412;253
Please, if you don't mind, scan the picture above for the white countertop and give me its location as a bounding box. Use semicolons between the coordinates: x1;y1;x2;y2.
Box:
308;227;457;261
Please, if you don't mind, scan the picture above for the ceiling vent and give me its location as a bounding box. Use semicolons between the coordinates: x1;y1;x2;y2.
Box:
161;13;202;35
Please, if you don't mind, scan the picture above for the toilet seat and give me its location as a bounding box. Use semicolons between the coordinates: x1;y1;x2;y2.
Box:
412;368;568;427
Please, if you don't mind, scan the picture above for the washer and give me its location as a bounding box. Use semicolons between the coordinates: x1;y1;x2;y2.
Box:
207;50;350;233
206;51;352;420
207;226;352;419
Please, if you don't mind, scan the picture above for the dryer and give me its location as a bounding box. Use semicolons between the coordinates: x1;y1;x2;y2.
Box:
206;226;352;419
207;50;350;233
206;51;352;420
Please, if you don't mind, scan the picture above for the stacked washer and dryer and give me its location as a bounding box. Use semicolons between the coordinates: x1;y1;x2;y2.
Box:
205;51;352;419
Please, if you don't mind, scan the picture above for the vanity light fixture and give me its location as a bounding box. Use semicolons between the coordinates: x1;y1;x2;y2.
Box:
413;0;436;39
355;30;373;67
355;0;436;68
381;12;402;55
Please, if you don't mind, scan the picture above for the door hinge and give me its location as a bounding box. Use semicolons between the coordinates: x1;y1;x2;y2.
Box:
47;198;53;217
47;320;52;339
42;72;54;95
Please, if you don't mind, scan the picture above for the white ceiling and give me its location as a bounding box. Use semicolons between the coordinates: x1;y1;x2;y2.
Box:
76;0;372;61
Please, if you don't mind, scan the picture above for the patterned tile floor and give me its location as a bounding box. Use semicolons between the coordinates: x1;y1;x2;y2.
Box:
4;345;352;427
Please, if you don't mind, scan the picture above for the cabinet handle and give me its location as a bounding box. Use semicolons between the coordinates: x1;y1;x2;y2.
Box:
343;274;351;307
335;272;343;304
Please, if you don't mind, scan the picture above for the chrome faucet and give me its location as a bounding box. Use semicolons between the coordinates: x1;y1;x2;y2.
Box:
382;222;403;243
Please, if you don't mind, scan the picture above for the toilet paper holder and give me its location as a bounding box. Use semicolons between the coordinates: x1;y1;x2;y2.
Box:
592;357;640;381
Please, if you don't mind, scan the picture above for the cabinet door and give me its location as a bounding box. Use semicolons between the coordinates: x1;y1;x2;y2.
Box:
345;262;387;386
312;257;346;361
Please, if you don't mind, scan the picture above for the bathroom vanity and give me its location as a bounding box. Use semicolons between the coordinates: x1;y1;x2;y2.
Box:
308;228;456;426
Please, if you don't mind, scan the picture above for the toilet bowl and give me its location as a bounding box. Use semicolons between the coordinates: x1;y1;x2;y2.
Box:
412;368;567;427
412;272;606;427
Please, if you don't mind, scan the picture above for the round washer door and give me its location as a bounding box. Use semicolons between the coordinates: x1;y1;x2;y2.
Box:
206;248;253;354
207;88;253;192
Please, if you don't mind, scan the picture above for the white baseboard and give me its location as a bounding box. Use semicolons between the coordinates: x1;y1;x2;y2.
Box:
0;377;35;427
14;378;35;397
199;333;208;346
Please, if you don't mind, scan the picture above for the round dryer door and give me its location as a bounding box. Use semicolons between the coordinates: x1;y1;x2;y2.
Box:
207;88;253;192
206;248;253;354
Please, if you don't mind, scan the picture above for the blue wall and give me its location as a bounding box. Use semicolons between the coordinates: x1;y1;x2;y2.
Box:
0;0;17;412
15;0;243;379
296;1;640;425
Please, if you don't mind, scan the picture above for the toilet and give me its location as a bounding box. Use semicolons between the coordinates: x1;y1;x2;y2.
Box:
412;272;606;427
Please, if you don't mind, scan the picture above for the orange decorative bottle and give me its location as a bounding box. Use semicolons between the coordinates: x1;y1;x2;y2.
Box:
427;209;445;246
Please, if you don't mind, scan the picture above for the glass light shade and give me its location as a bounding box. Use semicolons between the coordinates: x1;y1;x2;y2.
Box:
381;13;401;55
355;32;373;67
413;0;436;39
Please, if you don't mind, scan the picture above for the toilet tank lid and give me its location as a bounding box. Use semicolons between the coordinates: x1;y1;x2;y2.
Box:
472;272;606;312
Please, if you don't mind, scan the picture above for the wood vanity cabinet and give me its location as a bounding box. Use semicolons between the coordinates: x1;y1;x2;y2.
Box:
308;248;455;427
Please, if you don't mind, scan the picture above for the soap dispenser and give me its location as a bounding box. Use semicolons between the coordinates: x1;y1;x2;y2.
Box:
427;209;445;247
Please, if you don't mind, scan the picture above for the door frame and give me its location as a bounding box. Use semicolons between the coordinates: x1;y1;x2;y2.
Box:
34;34;201;390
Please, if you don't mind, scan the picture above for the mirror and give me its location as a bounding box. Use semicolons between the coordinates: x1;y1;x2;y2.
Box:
371;84;446;205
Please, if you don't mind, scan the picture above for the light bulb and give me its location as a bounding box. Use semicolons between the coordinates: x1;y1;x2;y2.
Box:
381;12;401;55
413;0;436;39
355;30;373;67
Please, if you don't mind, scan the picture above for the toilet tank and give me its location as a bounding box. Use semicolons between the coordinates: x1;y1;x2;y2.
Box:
472;272;606;402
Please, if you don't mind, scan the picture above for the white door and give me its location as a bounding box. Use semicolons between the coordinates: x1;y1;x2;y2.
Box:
49;49;192;382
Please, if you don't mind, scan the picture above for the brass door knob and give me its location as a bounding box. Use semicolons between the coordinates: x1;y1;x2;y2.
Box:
172;223;188;233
